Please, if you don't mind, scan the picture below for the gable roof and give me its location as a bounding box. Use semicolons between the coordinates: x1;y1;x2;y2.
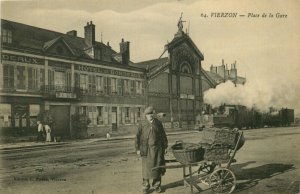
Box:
205;71;225;84
1;19;115;61
131;57;169;70
235;76;246;85
166;33;204;60
43;36;76;56
201;69;217;87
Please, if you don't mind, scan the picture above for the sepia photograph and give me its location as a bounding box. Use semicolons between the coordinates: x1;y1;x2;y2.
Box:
0;0;299;193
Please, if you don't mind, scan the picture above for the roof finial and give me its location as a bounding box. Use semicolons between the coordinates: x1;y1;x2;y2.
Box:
177;12;186;32
188;20;190;35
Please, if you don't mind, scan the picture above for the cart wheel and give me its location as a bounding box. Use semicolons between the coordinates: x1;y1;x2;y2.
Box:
198;163;217;175
209;168;236;194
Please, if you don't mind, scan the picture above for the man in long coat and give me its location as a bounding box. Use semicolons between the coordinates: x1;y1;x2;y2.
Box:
135;106;168;194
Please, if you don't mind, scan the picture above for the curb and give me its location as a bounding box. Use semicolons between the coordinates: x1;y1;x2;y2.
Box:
0;142;69;151
0;130;199;151
92;130;199;142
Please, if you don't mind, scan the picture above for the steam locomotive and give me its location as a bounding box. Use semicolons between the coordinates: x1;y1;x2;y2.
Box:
196;104;294;129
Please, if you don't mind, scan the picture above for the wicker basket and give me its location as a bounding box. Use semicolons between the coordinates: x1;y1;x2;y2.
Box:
171;141;205;164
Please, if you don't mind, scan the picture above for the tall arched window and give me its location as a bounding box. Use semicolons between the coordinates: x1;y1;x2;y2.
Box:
180;62;192;74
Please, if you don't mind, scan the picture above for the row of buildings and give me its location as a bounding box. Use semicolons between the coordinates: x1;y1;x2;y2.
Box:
0;18;245;137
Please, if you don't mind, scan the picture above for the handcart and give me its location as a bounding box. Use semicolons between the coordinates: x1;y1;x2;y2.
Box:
153;130;244;194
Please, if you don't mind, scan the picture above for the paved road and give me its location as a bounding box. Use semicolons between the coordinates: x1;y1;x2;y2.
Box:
1;127;300;194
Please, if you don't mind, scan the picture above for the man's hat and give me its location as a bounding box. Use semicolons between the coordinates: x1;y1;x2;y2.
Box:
144;106;155;115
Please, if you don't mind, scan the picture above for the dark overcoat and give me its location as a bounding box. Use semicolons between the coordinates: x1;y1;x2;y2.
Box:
135;118;168;179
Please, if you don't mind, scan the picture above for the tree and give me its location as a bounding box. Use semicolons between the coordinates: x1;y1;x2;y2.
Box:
71;113;91;139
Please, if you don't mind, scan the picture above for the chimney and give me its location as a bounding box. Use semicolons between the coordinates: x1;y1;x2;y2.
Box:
107;42;110;47
120;38;130;65
225;64;229;79
217;61;225;79
229;62;237;80
67;30;77;37
210;65;217;74
84;21;95;46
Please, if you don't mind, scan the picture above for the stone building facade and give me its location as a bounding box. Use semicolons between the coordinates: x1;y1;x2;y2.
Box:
0;18;245;137
0;19;146;138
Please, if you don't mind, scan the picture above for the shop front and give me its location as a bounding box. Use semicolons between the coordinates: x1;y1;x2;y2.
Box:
0;96;42;135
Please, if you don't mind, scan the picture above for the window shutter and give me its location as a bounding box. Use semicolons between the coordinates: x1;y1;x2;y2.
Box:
108;107;111;124
117;107;122;124
134;108;138;123
28;67;33;89
124;80;128;95
122;107;126;124
66;71;71;91
104;106;109;125
88;75;92;93
74;73;79;88
107;77;111;94
92;75;96;93
142;81;145;95
103;77;107;94
48;70;54;90
130;110;134;123
117;79;122;95
9;65;14;88
131;80;135;95
40;69;45;88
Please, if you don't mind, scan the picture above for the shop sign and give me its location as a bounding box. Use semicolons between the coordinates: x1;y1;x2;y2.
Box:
180;94;188;99
56;92;77;99
1;53;44;65
76;64;144;79
49;60;71;69
180;94;194;99
187;94;195;100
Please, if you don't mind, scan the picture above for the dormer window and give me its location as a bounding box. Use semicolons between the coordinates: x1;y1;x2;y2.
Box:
2;29;12;44
94;48;102;60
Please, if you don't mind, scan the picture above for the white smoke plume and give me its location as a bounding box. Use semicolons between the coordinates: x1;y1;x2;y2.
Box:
203;80;296;112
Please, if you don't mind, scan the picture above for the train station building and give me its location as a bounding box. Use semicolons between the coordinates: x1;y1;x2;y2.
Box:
0;19;245;138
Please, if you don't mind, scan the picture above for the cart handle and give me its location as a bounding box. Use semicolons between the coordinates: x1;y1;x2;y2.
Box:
226;131;243;168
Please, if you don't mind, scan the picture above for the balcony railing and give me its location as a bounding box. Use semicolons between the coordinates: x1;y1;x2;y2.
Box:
1;85;144;99
79;89;144;97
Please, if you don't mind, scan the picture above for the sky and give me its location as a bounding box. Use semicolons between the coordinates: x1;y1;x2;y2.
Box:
1;0;300;115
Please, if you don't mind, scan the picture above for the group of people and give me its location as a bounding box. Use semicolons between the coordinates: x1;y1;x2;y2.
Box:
36;121;52;143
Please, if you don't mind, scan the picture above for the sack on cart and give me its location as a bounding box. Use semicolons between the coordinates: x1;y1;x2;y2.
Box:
199;143;229;161
200;128;245;150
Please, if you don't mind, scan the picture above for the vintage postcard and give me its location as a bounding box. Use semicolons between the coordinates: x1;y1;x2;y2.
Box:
1;0;299;194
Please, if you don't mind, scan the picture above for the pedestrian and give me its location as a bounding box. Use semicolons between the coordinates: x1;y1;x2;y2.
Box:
36;121;43;142
106;132;111;140
45;124;51;142
135;106;168;194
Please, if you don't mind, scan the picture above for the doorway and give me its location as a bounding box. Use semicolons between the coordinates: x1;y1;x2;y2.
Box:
111;107;117;131
49;105;70;138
